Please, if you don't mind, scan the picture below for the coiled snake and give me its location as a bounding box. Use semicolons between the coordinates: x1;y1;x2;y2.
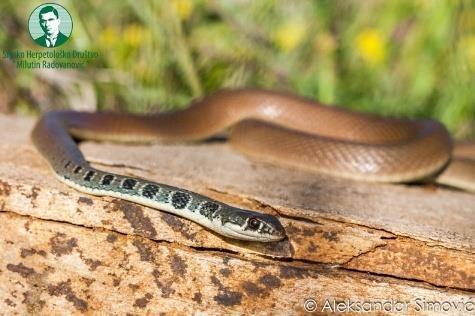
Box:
31;89;475;242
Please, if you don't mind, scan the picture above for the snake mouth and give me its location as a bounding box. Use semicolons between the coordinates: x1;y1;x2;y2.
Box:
223;223;286;242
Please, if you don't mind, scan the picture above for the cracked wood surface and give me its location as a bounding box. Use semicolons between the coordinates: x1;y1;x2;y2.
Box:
0;114;474;314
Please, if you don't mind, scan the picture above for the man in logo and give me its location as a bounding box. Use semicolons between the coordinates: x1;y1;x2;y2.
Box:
34;5;69;48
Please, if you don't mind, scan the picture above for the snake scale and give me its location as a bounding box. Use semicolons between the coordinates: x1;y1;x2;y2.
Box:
31;89;475;242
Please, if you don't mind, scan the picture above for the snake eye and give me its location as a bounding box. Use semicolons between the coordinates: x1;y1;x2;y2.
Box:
248;218;261;230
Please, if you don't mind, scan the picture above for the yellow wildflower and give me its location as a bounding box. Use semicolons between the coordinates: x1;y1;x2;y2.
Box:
355;28;386;65
124;24;148;48
172;0;193;20
274;21;307;52
100;26;119;46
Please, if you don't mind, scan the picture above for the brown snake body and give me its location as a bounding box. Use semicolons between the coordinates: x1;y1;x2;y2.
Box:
31;89;474;241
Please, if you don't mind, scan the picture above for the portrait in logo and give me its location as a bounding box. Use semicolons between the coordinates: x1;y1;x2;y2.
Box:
28;3;73;48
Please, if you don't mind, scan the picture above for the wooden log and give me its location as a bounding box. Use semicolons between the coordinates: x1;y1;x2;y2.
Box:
0;114;474;314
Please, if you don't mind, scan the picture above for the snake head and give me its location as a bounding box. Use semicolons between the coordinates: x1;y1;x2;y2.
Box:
219;208;286;242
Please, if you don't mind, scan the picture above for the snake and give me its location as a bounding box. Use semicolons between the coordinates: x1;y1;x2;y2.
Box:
31;89;475;242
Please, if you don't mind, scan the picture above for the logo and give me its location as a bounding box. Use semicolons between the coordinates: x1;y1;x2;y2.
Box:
2;2;98;70
28;3;73;48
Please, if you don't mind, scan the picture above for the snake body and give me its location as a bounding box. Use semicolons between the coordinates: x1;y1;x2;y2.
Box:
31;89;474;242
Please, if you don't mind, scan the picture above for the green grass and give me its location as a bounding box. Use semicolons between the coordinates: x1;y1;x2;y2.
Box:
0;0;474;137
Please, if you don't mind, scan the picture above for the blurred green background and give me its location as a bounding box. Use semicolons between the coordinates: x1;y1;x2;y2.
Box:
0;0;474;138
